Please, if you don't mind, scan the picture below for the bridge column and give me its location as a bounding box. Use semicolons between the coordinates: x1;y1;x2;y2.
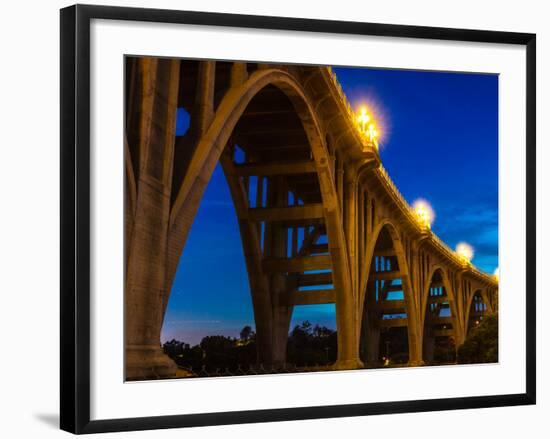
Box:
321;182;362;369
455;271;466;335
344;165;358;301
332;164;363;370
125;58;181;380
407;281;424;367
266;176;293;366
422;330;435;363
407;240;424;366
450;274;466;346
408;333;423;366
455;327;466;346
360;309;381;367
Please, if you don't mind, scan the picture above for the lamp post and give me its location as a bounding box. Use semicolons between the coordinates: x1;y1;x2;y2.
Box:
356;106;379;149
456;242;474;265
412;199;434;230
357;107;370;132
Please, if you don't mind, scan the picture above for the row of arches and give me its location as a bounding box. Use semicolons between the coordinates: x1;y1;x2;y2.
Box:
358;221;493;367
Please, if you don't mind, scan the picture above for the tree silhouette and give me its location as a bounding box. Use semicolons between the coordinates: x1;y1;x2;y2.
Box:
457;313;498;364
162;321;338;375
239;325;254;342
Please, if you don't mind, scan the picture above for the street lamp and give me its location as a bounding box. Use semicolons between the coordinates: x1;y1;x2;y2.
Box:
356;106;379;148
412;199;434;230
456;242;474;265
357;107;370;132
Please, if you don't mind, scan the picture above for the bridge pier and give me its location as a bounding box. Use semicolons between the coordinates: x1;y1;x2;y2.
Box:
125;57;180;380
334;313;363;370
253;311;291;367
422;332;435;364
407;327;424;367
364;325;381;367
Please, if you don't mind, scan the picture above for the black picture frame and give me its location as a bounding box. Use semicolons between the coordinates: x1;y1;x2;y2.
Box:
60;4;536;434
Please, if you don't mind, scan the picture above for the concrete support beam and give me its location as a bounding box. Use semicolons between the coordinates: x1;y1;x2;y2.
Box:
373;250;397;257
428;296;452;304
194;61;215;135
427;316;453;325
309;243;329;254
262;255;332;274
371;271;402;280
234;160;316;176
385;284;404;293
297;226;323;256
297;272;333;287
378;317;408;328
289;289;336;305
374;300;406;311
247;204;324;223
230;62;248;87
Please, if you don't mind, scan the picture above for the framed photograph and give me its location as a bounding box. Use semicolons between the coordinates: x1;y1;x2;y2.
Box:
60;4;536;434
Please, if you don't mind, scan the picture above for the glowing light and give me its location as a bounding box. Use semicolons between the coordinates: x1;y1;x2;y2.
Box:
494;267;499;281
356;106;379;146
456;242;474;264
357;107;370;129
412;199;434;229
367;123;378;142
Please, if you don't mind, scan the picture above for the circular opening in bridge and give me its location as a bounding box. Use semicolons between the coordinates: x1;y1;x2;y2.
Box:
175;107;191;136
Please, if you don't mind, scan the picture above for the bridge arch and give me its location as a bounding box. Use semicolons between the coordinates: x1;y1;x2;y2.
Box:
464;288;492;336
358;219;421;366
164;67;356;368
420;266;461;363
169;69;338;226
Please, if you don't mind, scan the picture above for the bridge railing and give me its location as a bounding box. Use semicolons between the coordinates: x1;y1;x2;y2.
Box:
325;67;379;150
326;66;355;124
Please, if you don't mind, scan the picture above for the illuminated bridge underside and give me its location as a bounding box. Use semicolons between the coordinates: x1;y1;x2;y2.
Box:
124;59;498;379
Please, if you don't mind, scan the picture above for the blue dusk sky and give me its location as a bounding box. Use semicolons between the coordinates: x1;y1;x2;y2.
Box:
161;66;498;345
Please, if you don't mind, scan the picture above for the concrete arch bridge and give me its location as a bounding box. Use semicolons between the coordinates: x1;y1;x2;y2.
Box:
124;58;498;379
